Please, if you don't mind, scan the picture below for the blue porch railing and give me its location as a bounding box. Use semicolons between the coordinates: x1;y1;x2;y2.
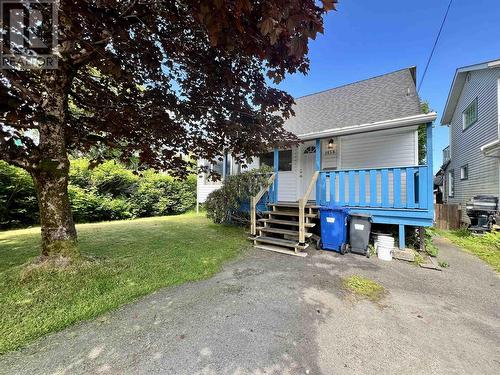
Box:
317;165;430;210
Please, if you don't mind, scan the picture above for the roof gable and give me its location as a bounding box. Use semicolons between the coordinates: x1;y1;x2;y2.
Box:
441;59;500;125
283;67;423;137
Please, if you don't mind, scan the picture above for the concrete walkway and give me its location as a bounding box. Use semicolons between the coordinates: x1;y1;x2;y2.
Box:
1;237;499;375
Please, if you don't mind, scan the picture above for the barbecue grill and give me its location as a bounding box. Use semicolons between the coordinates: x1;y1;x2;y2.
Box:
466;195;499;232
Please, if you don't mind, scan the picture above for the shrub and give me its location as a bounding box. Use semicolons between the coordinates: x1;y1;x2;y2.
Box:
131;171;196;217
0;161;38;229
90;160;138;197
205;167;272;224
0;159;196;228
68;186;134;223
68;158;93;189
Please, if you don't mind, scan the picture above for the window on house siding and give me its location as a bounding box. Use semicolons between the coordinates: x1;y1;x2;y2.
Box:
448;170;455;197
204;160;224;184
260;150;292;171
463;98;478;129
260;152;274;169
460;165;469;180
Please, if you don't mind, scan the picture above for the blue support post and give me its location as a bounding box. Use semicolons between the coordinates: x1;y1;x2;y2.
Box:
273;148;279;203
426;122;434;216
315;139;321;204
399;224;406;249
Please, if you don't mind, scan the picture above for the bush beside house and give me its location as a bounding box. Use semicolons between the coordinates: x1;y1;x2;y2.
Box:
0;160;196;229
205;167;272;224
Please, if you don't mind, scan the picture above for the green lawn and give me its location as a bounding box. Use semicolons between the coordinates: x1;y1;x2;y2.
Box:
435;228;500;273
0;213;247;354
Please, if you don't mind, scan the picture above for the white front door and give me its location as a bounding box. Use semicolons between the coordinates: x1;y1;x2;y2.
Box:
299;142;317;200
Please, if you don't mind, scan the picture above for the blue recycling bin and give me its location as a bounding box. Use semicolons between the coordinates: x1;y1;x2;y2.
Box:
319;206;350;253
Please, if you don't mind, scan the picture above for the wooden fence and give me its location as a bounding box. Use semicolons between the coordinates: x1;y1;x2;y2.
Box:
434;204;462;230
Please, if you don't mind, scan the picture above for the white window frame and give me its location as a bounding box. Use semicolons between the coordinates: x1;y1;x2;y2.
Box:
448;170;454;197
460;165;468;180
463;98;478;130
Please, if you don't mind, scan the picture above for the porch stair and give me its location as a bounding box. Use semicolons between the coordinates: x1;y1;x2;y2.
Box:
251;202;318;257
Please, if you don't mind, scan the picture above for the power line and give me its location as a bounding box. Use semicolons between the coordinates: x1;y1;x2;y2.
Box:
418;0;454;93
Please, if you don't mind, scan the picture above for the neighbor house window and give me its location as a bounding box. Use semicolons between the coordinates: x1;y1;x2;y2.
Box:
463;98;478;130
448;170;454;197
460;165;469;180
260;150;292;171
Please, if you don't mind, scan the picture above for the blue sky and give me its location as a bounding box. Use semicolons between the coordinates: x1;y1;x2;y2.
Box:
278;0;500;172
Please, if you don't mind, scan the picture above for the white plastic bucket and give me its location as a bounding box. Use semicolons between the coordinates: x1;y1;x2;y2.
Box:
376;234;394;261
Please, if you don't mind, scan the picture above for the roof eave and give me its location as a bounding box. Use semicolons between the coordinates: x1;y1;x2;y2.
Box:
441;59;500;125
297;112;437;140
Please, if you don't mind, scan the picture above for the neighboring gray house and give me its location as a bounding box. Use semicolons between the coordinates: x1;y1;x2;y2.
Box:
441;59;500;222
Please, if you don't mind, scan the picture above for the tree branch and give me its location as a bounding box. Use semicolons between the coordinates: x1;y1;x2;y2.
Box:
0;133;39;171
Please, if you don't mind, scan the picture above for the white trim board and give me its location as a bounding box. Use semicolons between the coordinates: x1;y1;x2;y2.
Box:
297;113;436;140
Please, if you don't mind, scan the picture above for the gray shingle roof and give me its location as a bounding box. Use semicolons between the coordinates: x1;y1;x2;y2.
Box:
283;68;423;136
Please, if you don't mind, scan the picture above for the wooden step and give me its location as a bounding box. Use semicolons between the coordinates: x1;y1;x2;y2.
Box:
254;244;308;257
257;218;316;228
254;236;298;248
256;227;313;238
262;211;317;218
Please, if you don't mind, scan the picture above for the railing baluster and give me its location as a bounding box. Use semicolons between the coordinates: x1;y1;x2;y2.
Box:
338;171;345;205
329;172;336;205
381;169;389;207
348;170;356;206
359;170;366;207
369;170;377;206
317;165;429;212
418;166;428;209
393;168;402;208
320;172;327;206
406;167;415;209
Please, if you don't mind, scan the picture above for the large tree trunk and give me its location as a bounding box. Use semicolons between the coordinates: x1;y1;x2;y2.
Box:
32;157;77;257
32;70;78;258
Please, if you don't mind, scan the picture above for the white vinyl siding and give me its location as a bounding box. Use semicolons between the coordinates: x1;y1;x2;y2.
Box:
444;67;500;222
197;179;222;204
339;127;418;169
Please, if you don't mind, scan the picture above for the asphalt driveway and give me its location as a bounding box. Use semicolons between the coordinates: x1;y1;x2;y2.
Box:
1;237;499;375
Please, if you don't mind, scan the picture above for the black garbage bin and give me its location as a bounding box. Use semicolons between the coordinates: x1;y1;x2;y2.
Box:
349;214;372;257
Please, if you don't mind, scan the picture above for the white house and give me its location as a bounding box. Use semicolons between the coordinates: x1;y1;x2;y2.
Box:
197;67;437;255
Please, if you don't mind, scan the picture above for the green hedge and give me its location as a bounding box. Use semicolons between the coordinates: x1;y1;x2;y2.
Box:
0;159;196;229
0;162;39;228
